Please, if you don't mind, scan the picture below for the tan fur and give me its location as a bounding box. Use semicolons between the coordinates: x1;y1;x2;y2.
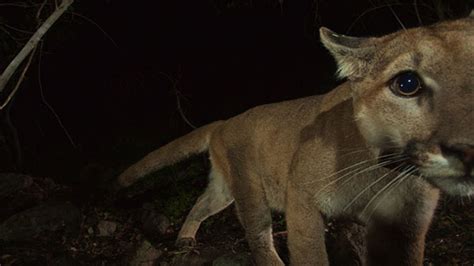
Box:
118;16;474;265
118;121;223;187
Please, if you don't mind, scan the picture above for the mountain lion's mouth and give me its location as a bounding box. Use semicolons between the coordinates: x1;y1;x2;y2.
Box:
379;142;474;196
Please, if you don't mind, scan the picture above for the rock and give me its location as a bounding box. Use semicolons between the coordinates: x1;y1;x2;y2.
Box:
0;173;32;198
0;173;57;221
141;204;171;237
170;246;233;266
130;240;162;266
212;253;252;266
171;252;211;266
79;163;116;191
0;202;81;243
50;255;82;266
97;220;117;236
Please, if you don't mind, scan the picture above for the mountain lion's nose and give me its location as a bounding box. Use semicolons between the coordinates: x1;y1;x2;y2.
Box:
440;144;474;177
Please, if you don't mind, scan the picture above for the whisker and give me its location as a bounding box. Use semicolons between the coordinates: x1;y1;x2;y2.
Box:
304;152;406;186
303;156;385;186
307;163;368;187
374;166;417;210
336;147;369;154
365;167;418;222
361;165;416;217
338;157;408;187
332;142;399;153
313;156;408;197
343;163;407;212
337;144;404;156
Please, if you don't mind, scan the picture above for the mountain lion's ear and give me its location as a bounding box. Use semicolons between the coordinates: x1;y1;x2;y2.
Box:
320;27;377;79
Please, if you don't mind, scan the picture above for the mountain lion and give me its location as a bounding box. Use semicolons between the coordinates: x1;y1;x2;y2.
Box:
117;14;474;265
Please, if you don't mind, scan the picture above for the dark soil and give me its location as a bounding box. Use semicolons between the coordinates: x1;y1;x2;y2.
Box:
1;156;473;265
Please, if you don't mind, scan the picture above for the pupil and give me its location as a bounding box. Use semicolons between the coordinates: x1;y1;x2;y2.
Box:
398;73;418;93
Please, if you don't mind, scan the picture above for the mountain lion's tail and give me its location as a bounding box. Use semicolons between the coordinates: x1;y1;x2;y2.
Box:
117;121;224;187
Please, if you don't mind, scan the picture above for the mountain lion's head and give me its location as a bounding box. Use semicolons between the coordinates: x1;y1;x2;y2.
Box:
321;15;474;196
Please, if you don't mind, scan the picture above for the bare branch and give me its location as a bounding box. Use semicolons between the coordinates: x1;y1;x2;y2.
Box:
0;48;37;110
0;0;74;95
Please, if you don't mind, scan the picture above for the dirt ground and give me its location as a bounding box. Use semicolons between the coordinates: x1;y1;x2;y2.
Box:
1;157;474;265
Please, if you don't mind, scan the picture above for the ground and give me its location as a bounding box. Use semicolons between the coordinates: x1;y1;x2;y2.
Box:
1;155;474;265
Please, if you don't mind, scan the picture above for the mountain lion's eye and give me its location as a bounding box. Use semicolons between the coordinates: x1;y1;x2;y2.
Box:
390;72;423;97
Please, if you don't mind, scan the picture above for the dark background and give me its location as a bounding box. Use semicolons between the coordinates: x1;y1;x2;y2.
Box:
0;0;472;183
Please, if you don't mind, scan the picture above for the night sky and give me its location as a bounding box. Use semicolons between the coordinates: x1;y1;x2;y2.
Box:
0;0;470;180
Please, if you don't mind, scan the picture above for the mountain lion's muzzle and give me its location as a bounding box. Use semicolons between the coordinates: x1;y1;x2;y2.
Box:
402;141;474;195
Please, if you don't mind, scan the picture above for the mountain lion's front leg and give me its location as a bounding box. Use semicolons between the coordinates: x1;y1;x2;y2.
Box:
232;178;284;265
366;209;436;266
366;185;438;266
286;181;329;266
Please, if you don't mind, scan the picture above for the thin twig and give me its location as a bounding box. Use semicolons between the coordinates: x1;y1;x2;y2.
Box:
347;4;403;34
30;0;76;148
0;26;28;43
433;0;445;20
414;0;423;25
0;0;74;95
158;72;197;129
36;0;49;20
345;2;434;34
68;11;119;49
386;1;407;30
1;23;34;35
174;89;197;129
3;95;22;170
37;41;76;148
0;3;41;8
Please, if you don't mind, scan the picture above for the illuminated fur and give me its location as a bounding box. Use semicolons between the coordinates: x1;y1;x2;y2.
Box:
118;15;474;265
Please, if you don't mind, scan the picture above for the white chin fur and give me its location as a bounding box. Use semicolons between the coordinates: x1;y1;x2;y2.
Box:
425;176;474;196
419;153;473;196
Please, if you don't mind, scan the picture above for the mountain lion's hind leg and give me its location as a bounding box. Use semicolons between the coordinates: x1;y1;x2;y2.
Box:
176;167;234;247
